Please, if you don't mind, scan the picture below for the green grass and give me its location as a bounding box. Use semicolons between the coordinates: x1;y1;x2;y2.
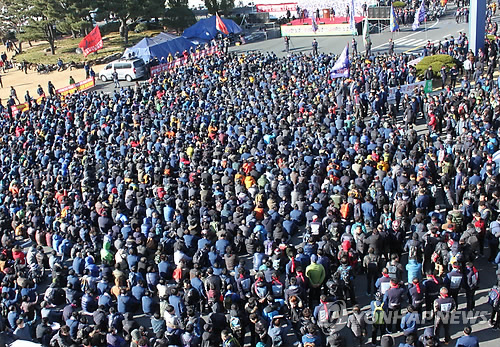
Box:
14;29;163;64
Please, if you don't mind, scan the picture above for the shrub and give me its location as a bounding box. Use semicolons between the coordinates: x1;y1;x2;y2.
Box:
416;54;456;79
392;1;407;7
134;22;149;33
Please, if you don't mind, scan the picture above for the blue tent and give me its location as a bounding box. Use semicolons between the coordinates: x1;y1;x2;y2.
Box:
183;16;242;41
123;33;197;62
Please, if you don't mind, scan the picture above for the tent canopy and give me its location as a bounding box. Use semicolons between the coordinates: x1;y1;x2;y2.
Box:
123;33;196;62
183;16;242;41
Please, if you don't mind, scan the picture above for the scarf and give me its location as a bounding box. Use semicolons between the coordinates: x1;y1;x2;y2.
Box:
290;257;296;273
429;275;439;284
296;271;305;283
415;282;421;294
382;273;389;278
441;293;448;298
320;300;329;320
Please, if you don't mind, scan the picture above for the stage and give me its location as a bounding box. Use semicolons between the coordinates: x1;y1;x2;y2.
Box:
281;16;365;36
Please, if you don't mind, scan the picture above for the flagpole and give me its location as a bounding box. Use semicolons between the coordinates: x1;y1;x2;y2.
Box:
425;18;428;41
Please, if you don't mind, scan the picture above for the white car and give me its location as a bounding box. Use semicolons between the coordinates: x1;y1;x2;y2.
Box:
99;58;147;82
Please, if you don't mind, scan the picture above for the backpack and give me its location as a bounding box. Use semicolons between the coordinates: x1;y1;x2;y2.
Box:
469;267;479;289
488;287;500;308
340;203;351;220
373;302;385;325
271;281;283;297
240;278;251;292
387;264;398;279
366;254;379;273
207;289;220;303
230;316;242;333
339;265;353;285
408;244;418;259
193;248;208;267
431;251;440;263
380;280;391;295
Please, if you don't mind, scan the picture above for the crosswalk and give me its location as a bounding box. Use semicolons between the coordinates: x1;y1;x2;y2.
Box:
392;37;442;48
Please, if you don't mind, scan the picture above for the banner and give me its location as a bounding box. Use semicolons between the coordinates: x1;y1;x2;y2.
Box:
408;57;423;66
56;77;95;96
387;80;432;101
79;26;103;57
150;47;220;76
36;94;46;105
10;103;29;116
330;44;350;78
256;3;297;13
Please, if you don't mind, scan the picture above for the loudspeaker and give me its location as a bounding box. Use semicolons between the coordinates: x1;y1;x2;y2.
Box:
368;6;390;19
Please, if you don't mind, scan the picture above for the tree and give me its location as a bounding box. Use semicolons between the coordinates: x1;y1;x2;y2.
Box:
58;0;98;38
164;6;196;33
98;0;165;44
0;0;30;53
204;0;234;15
20;0;64;55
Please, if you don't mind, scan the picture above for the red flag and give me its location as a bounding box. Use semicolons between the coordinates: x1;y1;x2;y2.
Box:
216;13;229;35
79;26;103;57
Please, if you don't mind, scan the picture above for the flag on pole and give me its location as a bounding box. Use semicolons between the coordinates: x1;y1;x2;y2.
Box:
349;0;357;35
312;13;318;33
390;4;399;32
78;26;103;57
216;12;229;35
413;1;426;31
330;45;350;79
363;17;371;46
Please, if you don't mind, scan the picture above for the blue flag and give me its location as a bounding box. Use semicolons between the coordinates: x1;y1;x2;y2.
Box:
330;45;350;79
312;13;318;32
390;4;399;32
413;1;426;31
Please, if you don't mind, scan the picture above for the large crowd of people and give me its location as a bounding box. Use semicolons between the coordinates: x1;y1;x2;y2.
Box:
0;6;500;347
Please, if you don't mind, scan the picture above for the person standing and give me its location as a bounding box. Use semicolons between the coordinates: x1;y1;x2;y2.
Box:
69;76;75;85
10;86;19;104
305;254;325;306
370;292;387;345
347;305;367;347
440;65;447;89
84;62;90;79
352;38;358;56
346;5;350;22
284;36;290;53
388;39;394;55
0;74;3;88
464;262;479;311
433;287;456;344
48;81;55;97
112;69;120;88
365;40;372;58
312;39;319;56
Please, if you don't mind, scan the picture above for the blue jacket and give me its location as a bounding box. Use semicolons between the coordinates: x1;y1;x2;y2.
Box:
169;294;185;318
455;335;479;347
406;259;423;283
400;311;419;335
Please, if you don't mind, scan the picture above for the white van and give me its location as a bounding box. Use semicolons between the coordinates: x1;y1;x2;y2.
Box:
98;58;147;82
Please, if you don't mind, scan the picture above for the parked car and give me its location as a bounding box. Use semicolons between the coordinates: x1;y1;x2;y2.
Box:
98;58;147;82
